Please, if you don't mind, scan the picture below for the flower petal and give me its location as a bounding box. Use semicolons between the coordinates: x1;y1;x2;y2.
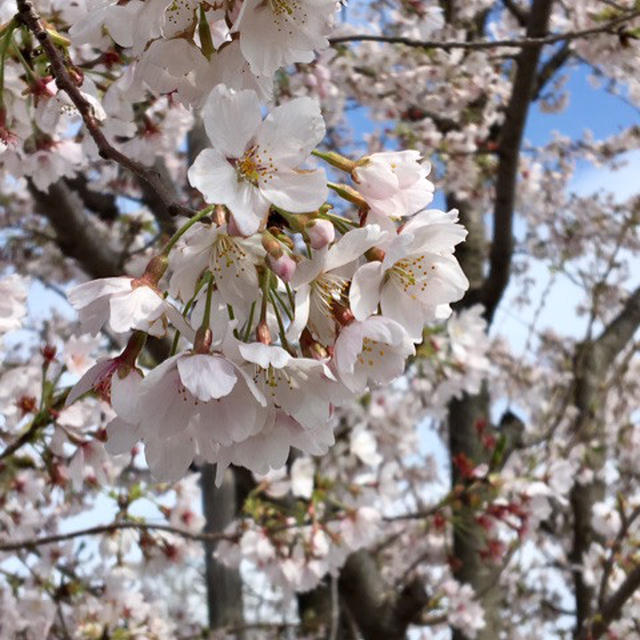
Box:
177;354;238;402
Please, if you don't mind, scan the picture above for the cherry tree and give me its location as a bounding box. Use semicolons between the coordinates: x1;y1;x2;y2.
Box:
1;0;640;638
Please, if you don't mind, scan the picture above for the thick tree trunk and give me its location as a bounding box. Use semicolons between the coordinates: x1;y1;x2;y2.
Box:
201;464;245;637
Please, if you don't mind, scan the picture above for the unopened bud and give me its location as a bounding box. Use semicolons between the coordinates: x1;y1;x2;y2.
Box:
257;320;272;345
268;252;296;282
41;344;57;363
261;230;282;256
305;218;335;249
263;231;296;281
313;150;356;173
365;246;385;262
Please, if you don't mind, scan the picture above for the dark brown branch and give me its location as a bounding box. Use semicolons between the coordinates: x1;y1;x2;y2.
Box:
0;521;232;553
30;180;121;277
338;550;429;640
570;286;640;632
581;563;640;639
66;176;120;222
532;41;572;101
16;0;195;219
474;0;554;322
593;285;640;370
329;9;640;52
501;0;528;26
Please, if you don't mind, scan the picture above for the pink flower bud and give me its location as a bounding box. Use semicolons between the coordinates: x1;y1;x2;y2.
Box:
268;252;296;282
306;218;335;249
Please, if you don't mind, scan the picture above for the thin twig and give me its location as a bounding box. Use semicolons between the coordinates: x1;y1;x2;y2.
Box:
0;521;235;553
329;9;640;51
15;0;195;219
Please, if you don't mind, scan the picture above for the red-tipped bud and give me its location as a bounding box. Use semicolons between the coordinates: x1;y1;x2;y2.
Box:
41;344;57;363
333;302;355;327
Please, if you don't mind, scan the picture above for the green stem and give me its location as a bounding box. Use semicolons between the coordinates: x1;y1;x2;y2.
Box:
170;273;209;356
312;149;356;173
162;205;214;256
319;210;358;231
201;275;215;330
0;20;17;110
327;182;368;209
269;289;293;354
259;270;271;323
243;300;257;341
10;37;38;84
285;282;295;312
271;287;293;321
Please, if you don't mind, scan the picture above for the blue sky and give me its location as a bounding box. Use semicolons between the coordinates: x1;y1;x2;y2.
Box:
492;60;640;350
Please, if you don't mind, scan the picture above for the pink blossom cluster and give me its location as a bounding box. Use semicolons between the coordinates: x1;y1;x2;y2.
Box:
66;131;469;481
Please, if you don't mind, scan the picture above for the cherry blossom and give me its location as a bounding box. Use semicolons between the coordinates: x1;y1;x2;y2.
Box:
352;150;435;219
188;85;328;235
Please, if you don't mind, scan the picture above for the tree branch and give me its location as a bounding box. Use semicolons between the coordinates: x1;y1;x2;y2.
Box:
532;41;572;101
593;285;640;369
338;549;429;640
329;9;640;52
0;521;233;553
474;0;554;322
581;563;640;639
570;286;640;632
16;0;196;219
30;180;121;277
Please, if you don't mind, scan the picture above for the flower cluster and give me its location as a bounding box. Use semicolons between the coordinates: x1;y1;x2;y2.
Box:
66;84;468;481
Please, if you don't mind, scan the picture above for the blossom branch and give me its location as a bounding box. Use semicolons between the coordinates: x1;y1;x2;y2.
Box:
0;389;69;463
15;0;196;218
329;9;640;52
581;562;640;639
597;503;640;611
0;521;234;553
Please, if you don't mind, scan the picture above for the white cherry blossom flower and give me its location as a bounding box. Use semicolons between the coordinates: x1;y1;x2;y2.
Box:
288;224;388;344
188;85;328;235
67;276;191;339
125;350;267;480
333;316;414;393
0;274;28;334
69;0;144;48
352;150;435;218
168;222;263;314
350;209;469;340
135;39;211;107
237;341;339;429
291;456;315;498
234;0;337;78
213;410;335;482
